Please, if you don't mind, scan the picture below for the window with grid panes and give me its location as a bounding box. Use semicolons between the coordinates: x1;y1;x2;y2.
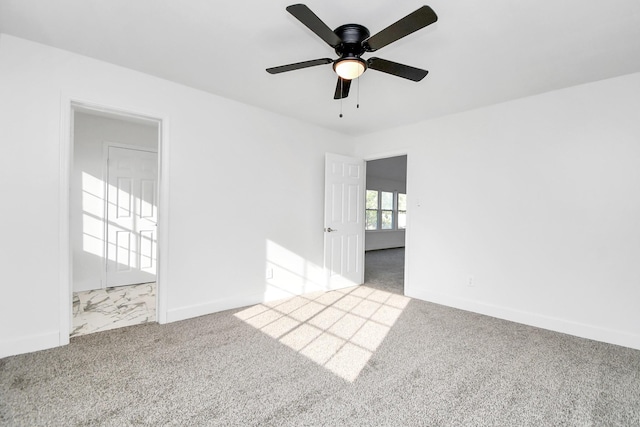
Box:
365;190;406;231
397;193;407;229
380;191;393;229
365;190;378;230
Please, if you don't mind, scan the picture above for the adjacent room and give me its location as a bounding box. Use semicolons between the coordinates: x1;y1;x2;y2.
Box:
364;155;407;295
70;108;160;337
1;0;640;424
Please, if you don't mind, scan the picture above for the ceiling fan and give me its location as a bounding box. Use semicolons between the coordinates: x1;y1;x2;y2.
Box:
266;4;438;100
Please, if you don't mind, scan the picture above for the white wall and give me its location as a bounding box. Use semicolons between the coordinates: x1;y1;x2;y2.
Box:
72;112;158;292
0;34;354;357
355;72;640;350
365;231;405;251
3;31;638;357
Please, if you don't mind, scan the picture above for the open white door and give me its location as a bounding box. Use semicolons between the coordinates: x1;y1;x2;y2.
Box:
324;153;365;289
106;146;158;287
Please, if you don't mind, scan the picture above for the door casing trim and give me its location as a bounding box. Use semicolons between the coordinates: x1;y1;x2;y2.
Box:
362;151;410;295
59;96;170;347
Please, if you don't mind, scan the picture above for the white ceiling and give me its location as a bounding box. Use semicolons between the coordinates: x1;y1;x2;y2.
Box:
1;0;639;135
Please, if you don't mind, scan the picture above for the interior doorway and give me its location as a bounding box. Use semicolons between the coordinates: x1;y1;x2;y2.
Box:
364;155;407;295
69;106;161;337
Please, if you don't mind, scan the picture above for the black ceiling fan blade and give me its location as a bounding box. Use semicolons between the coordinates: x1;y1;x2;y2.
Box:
286;4;342;48
364;6;438;52
266;58;333;74
333;77;351;99
367;57;428;81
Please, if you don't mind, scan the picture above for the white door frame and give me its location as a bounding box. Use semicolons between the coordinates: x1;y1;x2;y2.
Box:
59;97;170;346
362;150;410;295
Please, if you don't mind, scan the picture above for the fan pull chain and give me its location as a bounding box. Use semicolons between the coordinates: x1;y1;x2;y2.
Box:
339;78;344;118
357;77;360;109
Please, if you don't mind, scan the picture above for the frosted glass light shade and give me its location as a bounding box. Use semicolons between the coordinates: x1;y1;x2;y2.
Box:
333;58;366;80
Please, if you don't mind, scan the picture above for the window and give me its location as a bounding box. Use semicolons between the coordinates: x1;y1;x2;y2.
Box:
397;193;407;229
366;189;406;231
380;191;393;230
365;190;378;230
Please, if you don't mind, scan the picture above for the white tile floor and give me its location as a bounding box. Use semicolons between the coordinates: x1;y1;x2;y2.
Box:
71;282;156;338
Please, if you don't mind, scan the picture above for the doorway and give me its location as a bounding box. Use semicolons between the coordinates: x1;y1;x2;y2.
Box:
69;106;161;337
364;155;407;295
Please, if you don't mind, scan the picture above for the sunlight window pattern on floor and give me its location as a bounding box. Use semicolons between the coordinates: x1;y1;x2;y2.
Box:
235;285;410;382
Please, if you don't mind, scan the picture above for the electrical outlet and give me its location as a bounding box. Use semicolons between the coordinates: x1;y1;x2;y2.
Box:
468;275;475;287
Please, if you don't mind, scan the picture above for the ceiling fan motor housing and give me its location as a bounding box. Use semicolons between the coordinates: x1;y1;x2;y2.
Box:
334;24;370;59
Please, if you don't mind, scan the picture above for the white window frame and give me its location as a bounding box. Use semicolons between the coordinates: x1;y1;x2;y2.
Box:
365;189;406;231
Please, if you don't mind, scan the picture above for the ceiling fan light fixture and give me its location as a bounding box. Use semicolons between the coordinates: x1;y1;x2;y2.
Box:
333;58;366;80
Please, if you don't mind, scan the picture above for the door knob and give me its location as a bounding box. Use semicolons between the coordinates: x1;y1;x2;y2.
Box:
325;227;337;232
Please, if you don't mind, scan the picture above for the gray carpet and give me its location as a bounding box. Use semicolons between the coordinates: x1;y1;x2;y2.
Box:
2;248;640;426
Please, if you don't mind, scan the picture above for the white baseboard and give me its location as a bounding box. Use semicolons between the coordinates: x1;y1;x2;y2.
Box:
409;289;640;351
165;281;365;324
166;293;264;323
0;331;61;359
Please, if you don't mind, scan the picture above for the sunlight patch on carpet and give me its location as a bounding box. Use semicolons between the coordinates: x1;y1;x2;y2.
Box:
235;285;410;382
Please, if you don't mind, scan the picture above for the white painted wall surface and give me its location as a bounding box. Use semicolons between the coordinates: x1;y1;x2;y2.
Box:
355;72;640;350
4;31;638;357
365;231;405;251
72;112;158;292
0;34;353;357
365;175;406;193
